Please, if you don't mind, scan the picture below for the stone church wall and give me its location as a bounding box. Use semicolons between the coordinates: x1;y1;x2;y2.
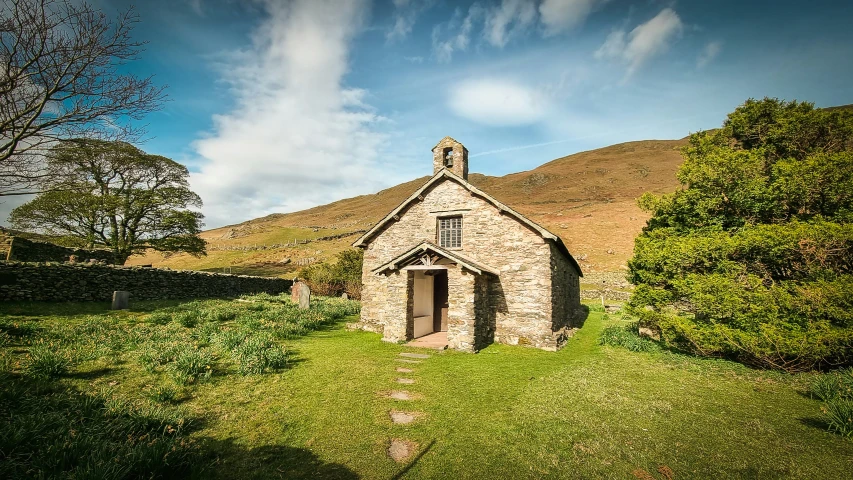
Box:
359;179;571;350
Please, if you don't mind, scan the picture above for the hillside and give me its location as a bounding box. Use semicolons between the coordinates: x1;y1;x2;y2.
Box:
127;138;689;275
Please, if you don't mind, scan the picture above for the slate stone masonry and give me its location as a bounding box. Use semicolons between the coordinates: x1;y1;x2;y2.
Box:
0;262;291;302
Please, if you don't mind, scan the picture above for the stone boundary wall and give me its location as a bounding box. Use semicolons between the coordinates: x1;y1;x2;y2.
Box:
0;233;115;264
0;262;291;302
579;289;632;301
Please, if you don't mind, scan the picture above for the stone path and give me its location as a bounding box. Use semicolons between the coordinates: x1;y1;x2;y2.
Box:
384;350;432;463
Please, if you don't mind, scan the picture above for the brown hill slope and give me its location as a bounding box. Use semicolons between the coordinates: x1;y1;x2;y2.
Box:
128;138;688;275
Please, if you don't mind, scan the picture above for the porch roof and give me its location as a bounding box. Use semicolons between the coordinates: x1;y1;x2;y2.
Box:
372;241;499;276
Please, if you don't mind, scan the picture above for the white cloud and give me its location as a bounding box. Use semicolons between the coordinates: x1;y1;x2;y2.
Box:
448;78;548;126
190;0;390;228
484;0;537;47
539;0;607;36
697;40;722;68
594;8;683;77
432;4;484;63
387;0;434;43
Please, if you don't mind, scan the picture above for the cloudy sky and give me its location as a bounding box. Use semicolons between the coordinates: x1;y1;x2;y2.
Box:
4;0;852;228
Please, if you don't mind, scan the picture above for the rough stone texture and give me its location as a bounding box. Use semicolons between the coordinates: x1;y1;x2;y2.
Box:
389;411;418;424
388;391;414;401
396;378;415;384
0;232;115;264
0;262;291;302
111;291;129;310
298;282;311;309
388;439;416;462
396;367;414;373
432;136;468;180
357;150;581;351
396;359;421;364
291;281;303;304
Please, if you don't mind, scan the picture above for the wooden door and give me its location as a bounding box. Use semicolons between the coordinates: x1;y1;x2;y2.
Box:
433;271;449;332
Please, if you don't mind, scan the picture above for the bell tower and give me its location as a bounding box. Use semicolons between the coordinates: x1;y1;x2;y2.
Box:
432;136;468;180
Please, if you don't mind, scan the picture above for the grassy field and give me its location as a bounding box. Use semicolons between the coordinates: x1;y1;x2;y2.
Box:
1;298;851;479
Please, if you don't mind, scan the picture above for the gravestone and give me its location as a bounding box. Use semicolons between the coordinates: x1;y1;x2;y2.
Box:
341;292;348;300
298;282;310;309
291;280;302;303
111;291;129;310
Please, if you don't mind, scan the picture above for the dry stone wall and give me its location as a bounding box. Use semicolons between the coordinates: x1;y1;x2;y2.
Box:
0;262;291;302
0;233;115;264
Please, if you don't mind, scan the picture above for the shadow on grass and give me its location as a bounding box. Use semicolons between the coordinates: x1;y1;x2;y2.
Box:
193;438;359;480
0;371;359;479
391;439;435;480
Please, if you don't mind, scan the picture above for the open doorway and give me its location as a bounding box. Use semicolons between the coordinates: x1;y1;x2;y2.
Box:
432;270;448;332
411;269;449;339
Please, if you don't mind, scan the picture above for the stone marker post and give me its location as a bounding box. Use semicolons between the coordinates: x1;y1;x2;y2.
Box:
111;291;130;310
341;292;348;300
291;280;302;304
298;283;311;309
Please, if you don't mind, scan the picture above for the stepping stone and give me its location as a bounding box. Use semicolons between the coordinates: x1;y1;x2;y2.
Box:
396;367;413;373
396;359;422;364
396;378;415;384
388;390;414;400
399;352;430;359
388;438;416;463
389;411;419;424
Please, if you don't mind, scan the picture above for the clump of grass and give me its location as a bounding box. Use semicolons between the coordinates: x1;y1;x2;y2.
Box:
232;334;288;375
25;342;73;379
148;384;180;403
810;368;853;436
168;348;214;385
192;322;221;347
138;342;183;373
174;311;201;328
600;323;659;352
823;398;853;437
203;307;237;322
0;330;11;347
146;311;172;325
213;328;248;351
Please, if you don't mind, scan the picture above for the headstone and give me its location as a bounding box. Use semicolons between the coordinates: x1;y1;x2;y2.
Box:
341;292;348;300
291;280;302;303
111;291;129;310
298;282;310;309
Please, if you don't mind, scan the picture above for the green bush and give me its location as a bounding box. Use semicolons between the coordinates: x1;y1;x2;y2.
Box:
168;348;213;385
629;98;853;372
26;342;73;379
599;324;659;352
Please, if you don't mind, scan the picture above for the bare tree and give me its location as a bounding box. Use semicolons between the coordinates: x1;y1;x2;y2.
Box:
0;0;166;196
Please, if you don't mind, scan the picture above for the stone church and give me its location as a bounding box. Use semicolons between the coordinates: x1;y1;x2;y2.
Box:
352;137;583;352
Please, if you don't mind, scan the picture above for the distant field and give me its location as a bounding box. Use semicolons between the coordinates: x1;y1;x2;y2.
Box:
128;138;689;275
2;298;850;479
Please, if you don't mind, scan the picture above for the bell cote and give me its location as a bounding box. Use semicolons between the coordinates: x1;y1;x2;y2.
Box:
432;136;468;180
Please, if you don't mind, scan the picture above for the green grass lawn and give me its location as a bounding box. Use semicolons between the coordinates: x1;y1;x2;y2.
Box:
1;298;851;479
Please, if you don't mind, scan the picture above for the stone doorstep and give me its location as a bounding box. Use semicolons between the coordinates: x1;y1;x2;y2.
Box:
396;359;422;364
396;378;415;384
399;352;430;359
383;390;420;401
396;367;414;373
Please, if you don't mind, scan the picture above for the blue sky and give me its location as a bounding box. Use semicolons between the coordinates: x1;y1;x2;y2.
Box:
7;0;852;228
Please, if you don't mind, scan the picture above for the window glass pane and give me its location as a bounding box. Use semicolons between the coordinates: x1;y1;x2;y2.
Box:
439;217;462;248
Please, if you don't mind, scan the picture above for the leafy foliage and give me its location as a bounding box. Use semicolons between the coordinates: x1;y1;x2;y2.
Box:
629;98;853;371
9;139;206;264
299;248;364;299
599;323;659;352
